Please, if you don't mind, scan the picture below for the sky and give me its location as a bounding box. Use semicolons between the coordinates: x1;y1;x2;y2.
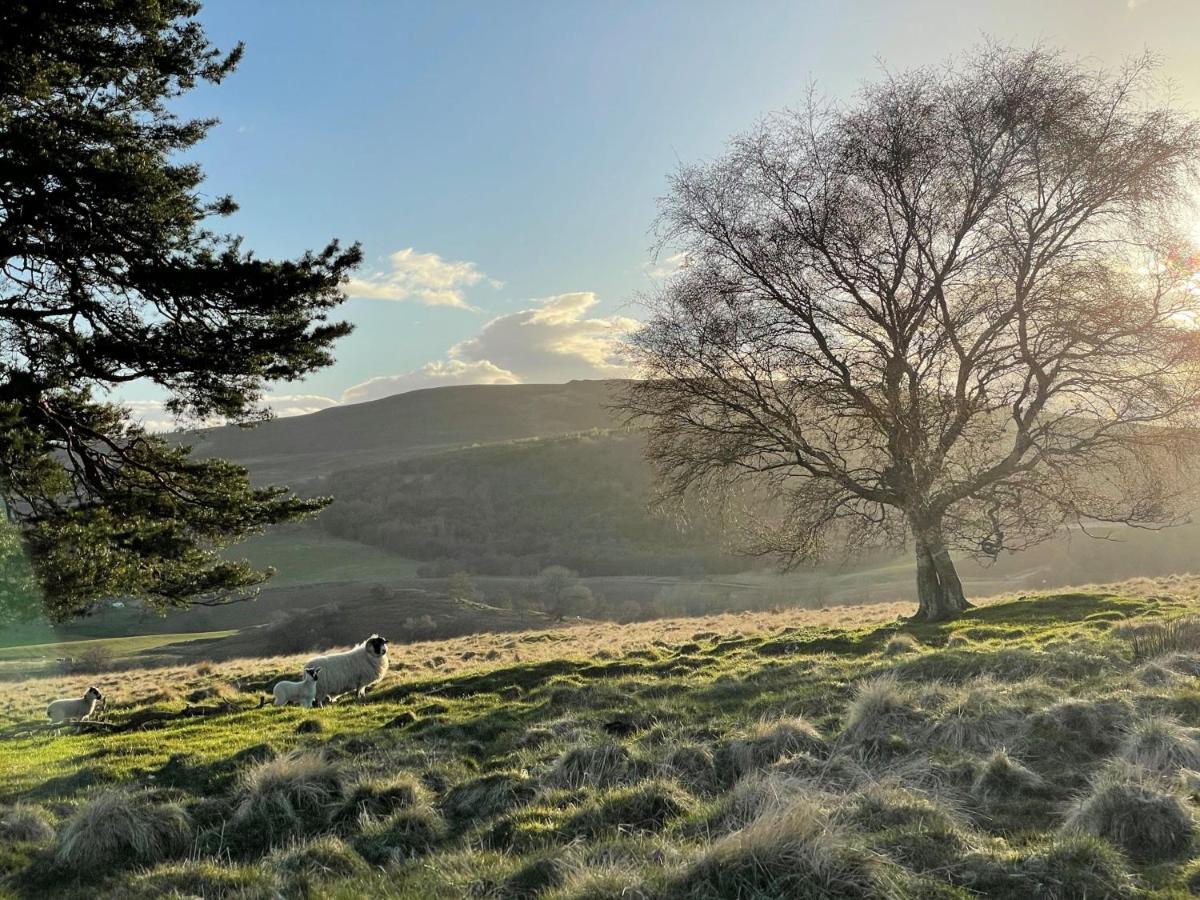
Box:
123;0;1200;427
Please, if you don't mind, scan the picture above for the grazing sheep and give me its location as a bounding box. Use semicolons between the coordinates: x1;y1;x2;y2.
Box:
304;635;389;706
47;686;103;723
273;667;322;708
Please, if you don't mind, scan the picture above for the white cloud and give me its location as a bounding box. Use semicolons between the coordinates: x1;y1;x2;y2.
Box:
338;292;639;405
449;292;639;383
340;360;519;404
346;247;494;310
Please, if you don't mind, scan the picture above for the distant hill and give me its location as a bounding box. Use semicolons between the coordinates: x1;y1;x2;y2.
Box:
185;380;627;484
315;429;740;577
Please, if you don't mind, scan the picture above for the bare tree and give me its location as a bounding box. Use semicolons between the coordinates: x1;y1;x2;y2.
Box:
624;46;1200;621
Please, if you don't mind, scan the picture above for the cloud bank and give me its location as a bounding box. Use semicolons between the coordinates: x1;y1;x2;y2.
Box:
340;292;638;403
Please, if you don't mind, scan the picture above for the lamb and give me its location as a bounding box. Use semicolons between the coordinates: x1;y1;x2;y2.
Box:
304;634;389;706
272;667;322;708
47;686;103;723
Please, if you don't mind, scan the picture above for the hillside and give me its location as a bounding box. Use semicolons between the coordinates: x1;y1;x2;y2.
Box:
5;579;1200;897
185;381;626;485
315;429;739;577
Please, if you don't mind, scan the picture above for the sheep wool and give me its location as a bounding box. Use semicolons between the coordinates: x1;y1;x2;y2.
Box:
304;634;389;705
47;686;103;723
273;667;321;708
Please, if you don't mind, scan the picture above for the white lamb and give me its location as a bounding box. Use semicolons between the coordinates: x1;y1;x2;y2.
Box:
47;686;103;723
272;666;322;708
304;634;389;706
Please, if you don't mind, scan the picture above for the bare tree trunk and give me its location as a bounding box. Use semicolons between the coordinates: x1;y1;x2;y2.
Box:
911;525;973;622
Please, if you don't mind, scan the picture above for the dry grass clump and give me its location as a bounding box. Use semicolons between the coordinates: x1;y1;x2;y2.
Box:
121;860;279;900
841;675;920;750
1022;698;1130;764
664;744;718;794
0;803;55;844
715;716;826;783
337;772;429;825
549;743;634;790
441;770;538;824
971;749;1046;800
882;633;922;657
54;789;192;872
1062;763;1195;863
955;833;1138;900
709;773;813;834
230;751;346;849
565;780;695;838
667;800;906;899
352;806;446;865
1118;716;1200;776
1119;615;1200;660
841;784;960;834
267;834;368;892
1155;652;1200;676
1134;659;1178;686
925;680;1017;752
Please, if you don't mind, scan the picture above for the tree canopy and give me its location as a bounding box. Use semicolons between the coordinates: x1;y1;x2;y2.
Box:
0;1;360;621
625;46;1200;621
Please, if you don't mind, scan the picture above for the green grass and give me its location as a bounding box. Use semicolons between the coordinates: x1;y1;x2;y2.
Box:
5;583;1200;898
225;530;420;587
0;632;237;663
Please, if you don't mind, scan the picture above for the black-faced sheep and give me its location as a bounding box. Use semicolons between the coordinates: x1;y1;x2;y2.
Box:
47;686;103;723
304;635;389;706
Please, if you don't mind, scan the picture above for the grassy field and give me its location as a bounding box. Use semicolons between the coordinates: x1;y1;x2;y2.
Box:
0;632;238;664
4;577;1200;897
227;530;421;588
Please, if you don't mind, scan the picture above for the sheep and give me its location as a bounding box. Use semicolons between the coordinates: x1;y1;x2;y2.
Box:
304;635;389;706
272;667;322;708
47;686;103;724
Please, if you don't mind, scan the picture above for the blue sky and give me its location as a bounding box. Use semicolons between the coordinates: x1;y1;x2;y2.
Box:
124;0;1200;424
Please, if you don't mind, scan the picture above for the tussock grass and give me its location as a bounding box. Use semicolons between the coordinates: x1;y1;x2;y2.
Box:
564;779;694;837
8;579;1200;896
925;679;1018;752
267;834;368;893
121;860;279;900
549;743;634;790
229;751;346;850
707;773;813;834
352;806;446;865
714;716;825;783
841;675;920;751
667;800;906;899
337;772;428;825
1119;615;1200;660
881;633;921;656
1062;762;1195;862
972;748;1046;799
1118;716;1200;775
441;769;538;824
54;789;192;872
0;803;54;843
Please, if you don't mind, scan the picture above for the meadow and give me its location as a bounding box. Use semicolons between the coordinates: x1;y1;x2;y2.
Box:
4;578;1200;897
